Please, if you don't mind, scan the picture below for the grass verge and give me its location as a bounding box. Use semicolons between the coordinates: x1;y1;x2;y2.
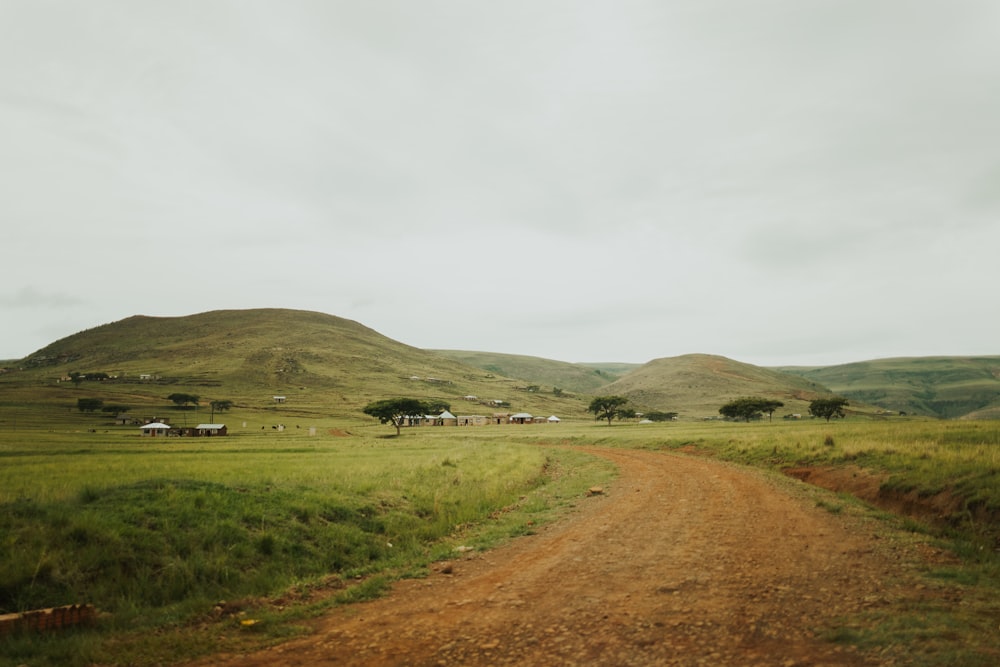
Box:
0;428;614;667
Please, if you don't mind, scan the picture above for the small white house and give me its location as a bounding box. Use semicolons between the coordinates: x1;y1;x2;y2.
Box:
139;422;170;437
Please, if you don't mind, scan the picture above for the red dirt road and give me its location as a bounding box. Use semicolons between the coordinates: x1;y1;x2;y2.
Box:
194;448;913;666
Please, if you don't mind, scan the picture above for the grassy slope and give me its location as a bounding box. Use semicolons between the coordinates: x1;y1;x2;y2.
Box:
429;350;626;394
3;309;588;422
597;353;840;419
778;356;1000;419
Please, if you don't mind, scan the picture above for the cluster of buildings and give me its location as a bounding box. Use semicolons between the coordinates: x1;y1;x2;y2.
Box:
138;422;228;437
401;411;561;427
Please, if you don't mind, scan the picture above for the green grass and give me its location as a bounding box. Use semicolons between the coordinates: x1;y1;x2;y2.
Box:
0;421;614;666
430;349;626;394
2;406;1000;666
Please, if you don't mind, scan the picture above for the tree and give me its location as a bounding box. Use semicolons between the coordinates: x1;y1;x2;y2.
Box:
809;397;849;422
758;399;785;422
645;410;678;422
77;397;103;412
588;396;629;425
69;372;83;388
719;396;782;422
210;399;233;421
168;393;200;409
425;399;451;414
363;398;431;436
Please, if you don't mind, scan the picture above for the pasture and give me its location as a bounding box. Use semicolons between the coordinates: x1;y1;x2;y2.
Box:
1;411;998;666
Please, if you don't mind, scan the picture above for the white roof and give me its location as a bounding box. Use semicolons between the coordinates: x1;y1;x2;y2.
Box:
140;422;170;429
439;411;456;419
547;415;561;421
196;424;226;429
510;412;533;419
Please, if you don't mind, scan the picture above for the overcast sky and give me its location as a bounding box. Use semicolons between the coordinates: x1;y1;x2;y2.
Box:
3;1;998;366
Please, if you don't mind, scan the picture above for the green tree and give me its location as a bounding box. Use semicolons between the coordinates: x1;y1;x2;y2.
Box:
69;372;83;388
719;396;783;422
645;410;678;422
426;399;451;414
363;398;432;436
77;397;103;412
210;399;233;421
167;393;200;409
588;396;629;425
809;397;849;422
758;399;784;422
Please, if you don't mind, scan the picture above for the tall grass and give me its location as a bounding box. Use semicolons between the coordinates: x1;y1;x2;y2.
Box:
0;426;606;632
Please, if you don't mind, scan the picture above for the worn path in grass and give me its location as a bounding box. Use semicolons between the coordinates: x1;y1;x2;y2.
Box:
191;447;917;666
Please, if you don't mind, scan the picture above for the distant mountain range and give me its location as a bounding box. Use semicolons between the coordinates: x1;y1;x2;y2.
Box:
3;309;999;420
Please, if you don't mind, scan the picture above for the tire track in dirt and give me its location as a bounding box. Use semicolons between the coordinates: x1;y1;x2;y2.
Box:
191;448;908;666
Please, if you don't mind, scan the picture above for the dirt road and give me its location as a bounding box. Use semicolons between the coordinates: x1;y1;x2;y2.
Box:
196;448;911;666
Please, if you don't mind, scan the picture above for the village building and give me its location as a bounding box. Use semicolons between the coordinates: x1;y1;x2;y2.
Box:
398;410;557;428
435;411;457;426
457;415;489;426
115;413;138;426
195;423;228;436
139;422;170;437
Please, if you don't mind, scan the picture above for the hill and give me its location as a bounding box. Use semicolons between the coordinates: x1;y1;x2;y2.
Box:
777;356;1000;419
596;353;836;419
3;309;584;420
430;350;630;394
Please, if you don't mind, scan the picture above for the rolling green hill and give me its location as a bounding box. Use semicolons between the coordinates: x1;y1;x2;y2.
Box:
2;309;585;421
430;350;630;394
5;309;998;422
777;356;1000;419
596;353;838;419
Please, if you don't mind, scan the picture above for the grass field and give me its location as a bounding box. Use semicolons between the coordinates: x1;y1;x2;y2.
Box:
1;411;998;666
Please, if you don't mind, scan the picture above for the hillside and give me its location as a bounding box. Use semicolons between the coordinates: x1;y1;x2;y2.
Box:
6;309;998;422
430;350;629;394
3;309;584;419
778;356;1000;419
597;353;835;419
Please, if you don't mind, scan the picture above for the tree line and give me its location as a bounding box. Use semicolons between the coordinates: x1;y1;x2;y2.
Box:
584;395;849;424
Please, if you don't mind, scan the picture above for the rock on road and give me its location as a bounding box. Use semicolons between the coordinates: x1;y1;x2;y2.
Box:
192;448;908;666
